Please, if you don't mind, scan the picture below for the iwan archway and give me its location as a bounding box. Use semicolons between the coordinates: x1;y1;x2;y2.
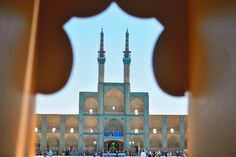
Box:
104;119;124;152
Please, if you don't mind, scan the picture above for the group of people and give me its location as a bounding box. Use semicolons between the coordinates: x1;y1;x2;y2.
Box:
140;149;186;157
36;148;186;157
100;149;186;157
36;146;79;156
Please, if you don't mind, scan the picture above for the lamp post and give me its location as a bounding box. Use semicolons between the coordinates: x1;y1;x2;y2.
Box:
94;141;97;155
129;141;135;157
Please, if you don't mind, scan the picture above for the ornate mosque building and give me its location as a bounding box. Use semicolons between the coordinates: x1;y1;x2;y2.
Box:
35;30;188;155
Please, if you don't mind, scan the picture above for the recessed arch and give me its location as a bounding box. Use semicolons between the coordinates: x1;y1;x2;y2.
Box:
47;134;60;147
47;115;60;131
130;117;144;130
130;136;144;150
104;88;124;113
65;134;78;147
150;136;162;149
84;135;97;153
84;117;98;132
84;97;98;113
130;98;144;113
65;116;78;132
167;135;179;149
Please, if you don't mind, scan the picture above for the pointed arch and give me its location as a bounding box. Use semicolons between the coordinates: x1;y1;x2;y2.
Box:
47;134;60;147
167;135;179;148
84;135;97;153
130;117;144;130
104;88;124;113
150;136;162;149
65;116;78;133
84;97;98;113
47;115;60;131
130;98;144;113
84;117;98;132
65;134;78;147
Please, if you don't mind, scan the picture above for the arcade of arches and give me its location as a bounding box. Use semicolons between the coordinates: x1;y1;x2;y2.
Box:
35;114;188;153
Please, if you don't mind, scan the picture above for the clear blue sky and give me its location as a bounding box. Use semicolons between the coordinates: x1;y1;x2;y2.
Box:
36;3;188;115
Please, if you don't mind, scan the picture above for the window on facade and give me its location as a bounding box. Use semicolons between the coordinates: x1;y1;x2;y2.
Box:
70;128;74;133
153;128;157;134
170;128;175;134
135;109;139;115
52;127;56;133
134;129;139;133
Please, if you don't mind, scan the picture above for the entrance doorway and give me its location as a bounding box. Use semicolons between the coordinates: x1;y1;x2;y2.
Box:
108;141;119;152
104;141;124;152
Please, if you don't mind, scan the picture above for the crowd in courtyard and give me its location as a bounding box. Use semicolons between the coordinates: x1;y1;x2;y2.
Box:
36;147;187;157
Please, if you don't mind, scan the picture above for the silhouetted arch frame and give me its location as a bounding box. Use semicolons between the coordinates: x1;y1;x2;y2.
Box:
37;0;188;96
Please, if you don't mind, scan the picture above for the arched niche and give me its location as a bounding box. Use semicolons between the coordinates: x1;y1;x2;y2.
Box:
104;88;124;113
84;97;98;113
47;115;60;131
167;135;179;149
47;134;60;147
130;136;144;150
65;134;78;147
65;117;78;132
149;116;162;130
167;116;180;131
130;117;144;131
84;117;98;132
150;136;162;149
130;98;144;114
84;135;97;153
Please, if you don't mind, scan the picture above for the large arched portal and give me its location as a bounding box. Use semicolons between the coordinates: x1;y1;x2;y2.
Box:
104;119;124;152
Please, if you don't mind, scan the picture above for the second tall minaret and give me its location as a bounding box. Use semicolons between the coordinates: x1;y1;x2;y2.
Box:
123;29;131;83
98;28;106;83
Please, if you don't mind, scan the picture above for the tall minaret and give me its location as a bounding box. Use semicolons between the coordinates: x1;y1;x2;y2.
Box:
123;29;131;83
123;29;131;151
98;28;106;82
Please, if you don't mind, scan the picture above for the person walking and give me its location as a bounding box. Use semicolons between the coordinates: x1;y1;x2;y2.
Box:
140;150;146;157
48;149;53;157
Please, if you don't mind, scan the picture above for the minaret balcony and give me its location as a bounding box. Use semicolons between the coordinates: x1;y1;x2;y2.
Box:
97;56;106;64
123;57;131;64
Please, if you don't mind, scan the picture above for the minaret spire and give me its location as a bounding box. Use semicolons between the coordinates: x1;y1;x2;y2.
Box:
125;28;129;51
97;28;106;83
98;28;105;57
124;28;131;58
123;29;131;83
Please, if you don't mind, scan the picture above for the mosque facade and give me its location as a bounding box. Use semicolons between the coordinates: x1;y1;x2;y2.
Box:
35;30;187;155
